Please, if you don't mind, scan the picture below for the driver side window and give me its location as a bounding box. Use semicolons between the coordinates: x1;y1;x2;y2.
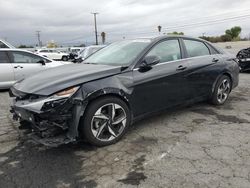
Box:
146;39;181;63
11;51;44;64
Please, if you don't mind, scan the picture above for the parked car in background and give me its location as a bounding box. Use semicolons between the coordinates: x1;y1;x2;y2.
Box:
78;45;106;60
236;47;250;72
68;47;85;61
0;39;15;48
0;49;71;89
10;36;239;147
35;49;69;61
70;47;85;54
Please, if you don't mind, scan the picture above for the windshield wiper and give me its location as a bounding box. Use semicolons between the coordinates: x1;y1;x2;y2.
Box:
84;62;98;65
121;66;129;71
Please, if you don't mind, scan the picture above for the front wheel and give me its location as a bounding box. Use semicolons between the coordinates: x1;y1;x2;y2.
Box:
210;75;231;105
80;97;131;146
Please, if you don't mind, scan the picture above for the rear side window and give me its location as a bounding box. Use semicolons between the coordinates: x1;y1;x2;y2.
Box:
146;39;181;63
11;51;44;63
184;40;210;58
0;51;10;63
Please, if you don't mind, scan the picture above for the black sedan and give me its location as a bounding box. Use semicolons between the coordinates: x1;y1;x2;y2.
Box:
10;36;239;147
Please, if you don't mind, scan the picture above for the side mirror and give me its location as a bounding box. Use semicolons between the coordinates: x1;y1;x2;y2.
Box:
37;59;46;65
139;55;160;72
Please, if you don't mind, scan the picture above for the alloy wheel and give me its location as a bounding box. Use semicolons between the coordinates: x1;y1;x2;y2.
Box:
217;79;230;104
91;103;127;142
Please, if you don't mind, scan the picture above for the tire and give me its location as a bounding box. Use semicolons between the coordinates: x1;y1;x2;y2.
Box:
80;96;131;146
62;56;68;61
210;75;231;105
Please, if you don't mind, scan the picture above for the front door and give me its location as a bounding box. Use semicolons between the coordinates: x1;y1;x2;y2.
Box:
0;51;15;88
8;51;46;82
131;39;190;117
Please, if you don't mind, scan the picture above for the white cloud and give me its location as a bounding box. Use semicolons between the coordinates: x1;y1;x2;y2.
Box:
0;0;250;46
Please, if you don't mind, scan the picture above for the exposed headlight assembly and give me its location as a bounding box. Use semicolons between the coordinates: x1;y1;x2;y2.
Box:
54;86;79;98
41;86;80;111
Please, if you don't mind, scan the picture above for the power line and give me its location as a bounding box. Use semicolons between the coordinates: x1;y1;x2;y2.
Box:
58;10;250;44
107;14;250;36
104;9;250;34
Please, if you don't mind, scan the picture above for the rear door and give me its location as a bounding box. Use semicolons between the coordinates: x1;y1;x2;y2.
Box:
0;51;15;88
8;51;47;81
182;39;220;98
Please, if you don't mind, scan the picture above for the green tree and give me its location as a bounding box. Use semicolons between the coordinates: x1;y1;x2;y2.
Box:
220;34;232;42
18;45;34;48
225;26;242;39
101;32;106;44
168;31;184;35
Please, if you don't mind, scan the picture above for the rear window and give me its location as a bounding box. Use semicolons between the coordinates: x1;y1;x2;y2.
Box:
0;51;10;63
184;40;210;58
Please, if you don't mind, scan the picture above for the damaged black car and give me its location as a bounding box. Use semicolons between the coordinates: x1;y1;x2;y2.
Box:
10;36;239;147
236;47;250;72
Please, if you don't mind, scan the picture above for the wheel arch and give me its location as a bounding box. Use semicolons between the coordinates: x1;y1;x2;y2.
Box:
77;88;133;137
212;71;233;95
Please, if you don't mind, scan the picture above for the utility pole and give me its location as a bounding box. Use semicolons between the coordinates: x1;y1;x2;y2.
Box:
91;12;99;45
36;31;42;47
157;25;162;35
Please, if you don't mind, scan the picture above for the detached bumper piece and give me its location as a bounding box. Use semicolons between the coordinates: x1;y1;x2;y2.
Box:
10;100;77;147
29;133;74;147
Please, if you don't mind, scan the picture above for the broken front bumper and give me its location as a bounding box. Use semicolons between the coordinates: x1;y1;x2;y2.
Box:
9;88;86;147
239;59;250;72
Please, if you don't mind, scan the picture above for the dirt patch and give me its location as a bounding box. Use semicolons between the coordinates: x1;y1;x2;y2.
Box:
191;108;249;124
192;119;207;124
216;115;249;124
131;136;158;146
118;155;147;186
191;108;217;116
118;171;147;186
171;130;189;134
229;96;248;102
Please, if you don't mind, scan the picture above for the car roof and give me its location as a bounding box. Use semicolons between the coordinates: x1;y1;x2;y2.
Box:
139;35;207;43
0;48;32;52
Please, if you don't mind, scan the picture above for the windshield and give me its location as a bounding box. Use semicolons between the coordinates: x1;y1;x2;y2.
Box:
84;39;151;66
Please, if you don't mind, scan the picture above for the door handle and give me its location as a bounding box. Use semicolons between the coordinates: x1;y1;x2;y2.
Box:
176;65;187;71
212;58;219;63
14;65;23;69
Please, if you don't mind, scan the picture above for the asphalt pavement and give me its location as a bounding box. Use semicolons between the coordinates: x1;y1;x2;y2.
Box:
1;73;250;188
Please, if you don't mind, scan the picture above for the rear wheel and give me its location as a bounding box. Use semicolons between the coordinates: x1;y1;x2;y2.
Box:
80;97;131;146
62;56;68;61
210;75;231;105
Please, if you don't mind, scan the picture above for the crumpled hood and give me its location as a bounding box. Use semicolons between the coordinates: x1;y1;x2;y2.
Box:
13;63;121;96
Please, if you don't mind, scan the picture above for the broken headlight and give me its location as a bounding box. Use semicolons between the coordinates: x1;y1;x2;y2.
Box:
54;86;79;98
41;86;79;111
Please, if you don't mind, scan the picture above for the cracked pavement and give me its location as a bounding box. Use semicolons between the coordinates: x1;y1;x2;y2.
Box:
0;73;250;188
